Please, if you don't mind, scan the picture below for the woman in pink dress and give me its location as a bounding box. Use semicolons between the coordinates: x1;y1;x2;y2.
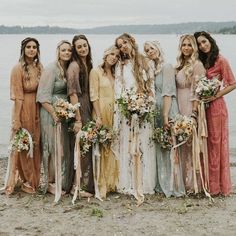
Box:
194;31;236;196
175;34;208;195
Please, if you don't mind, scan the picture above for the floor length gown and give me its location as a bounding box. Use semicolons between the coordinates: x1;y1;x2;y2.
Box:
5;63;41;194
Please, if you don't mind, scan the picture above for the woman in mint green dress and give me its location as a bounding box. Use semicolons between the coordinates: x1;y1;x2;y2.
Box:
37;40;73;201
144;41;185;197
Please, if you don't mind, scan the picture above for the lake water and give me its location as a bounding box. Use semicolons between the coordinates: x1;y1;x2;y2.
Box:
0;34;236;155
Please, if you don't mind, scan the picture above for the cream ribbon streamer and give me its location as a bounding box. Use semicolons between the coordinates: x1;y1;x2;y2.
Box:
129;114;144;204
54;123;62;203
72;132;82;204
92;143;103;201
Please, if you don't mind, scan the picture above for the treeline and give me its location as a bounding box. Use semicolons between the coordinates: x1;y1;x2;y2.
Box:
1;22;236;34
0;25;78;34
218;25;236;34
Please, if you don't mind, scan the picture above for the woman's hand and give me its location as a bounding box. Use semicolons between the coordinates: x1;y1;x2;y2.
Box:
12;119;21;132
51;112;60;125
202;94;219;103
95;116;102;127
73;121;82;133
163;116;170;130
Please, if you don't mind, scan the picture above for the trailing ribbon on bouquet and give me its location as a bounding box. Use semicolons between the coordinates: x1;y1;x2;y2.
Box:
22;128;34;158
129;114;144;204
54;123;62;203
196;102;211;198
72;132;82;204
169;132;188;194
92;143;103;201
198;102;209;192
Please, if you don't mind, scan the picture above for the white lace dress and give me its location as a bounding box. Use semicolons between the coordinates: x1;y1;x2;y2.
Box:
112;61;156;201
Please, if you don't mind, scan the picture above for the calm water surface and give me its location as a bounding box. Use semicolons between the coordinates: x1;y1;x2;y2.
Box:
0;34;236;155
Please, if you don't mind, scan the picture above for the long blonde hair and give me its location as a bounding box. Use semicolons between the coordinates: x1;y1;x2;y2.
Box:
56;40;72;80
99;45;120;77
175;34;199;83
144;40;165;75
115;33;151;93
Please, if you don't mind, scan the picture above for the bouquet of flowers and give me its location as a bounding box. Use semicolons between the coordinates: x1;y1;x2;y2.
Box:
9;128;33;156
53;97;79;121
79;121;113;156
153;127;173;150
116;88;155;124
196;76;221;99
171;114;194;143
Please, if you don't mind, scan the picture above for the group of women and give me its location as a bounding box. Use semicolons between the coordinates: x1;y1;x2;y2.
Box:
3;31;236;204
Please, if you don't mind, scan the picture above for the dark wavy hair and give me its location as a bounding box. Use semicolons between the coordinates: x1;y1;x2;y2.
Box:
71;34;93;93
194;31;219;69
19;37;41;79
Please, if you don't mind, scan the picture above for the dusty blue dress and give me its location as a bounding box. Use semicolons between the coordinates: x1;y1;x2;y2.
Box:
154;63;185;197
37;62;73;193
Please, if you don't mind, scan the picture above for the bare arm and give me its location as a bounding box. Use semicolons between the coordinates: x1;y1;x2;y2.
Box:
92;100;102;126
12;99;23;132
163;96;172;128
203;83;236;103
41;102;59;124
69;93;82;133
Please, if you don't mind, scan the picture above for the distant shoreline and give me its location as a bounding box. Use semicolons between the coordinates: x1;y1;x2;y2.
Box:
1;21;236;34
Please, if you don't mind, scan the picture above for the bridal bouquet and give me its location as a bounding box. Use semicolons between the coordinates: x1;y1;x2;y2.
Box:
172;114;194;143
80;121;113;156
116;88;155;124
153;127;173;150
9;128;33;156
196;76;221;99
53;97;79;121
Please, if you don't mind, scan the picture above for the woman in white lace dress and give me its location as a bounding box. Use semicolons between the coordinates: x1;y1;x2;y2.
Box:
113;33;156;203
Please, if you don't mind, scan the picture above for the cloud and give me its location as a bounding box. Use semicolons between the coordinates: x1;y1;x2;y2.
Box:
0;0;236;28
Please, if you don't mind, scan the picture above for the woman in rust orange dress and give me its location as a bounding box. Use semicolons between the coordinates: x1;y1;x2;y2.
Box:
4;37;42;194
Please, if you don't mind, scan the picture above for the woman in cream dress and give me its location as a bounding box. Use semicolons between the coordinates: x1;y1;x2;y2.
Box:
113;33;156;203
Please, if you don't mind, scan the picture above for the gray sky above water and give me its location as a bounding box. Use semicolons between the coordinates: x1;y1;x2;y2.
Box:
1;0;236;28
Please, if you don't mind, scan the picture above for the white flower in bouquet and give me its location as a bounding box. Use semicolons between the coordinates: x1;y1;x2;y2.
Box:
196;76;221;99
9;128;34;158
116;88;155;124
53;97;79;121
172;114;194;143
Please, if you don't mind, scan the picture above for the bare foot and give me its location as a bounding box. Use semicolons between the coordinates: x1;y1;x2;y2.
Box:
21;182;36;194
47;183;66;195
80;190;93;198
47;183;55;195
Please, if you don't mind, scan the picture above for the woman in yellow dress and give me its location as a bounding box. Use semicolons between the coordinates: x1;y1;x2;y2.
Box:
89;45;120;199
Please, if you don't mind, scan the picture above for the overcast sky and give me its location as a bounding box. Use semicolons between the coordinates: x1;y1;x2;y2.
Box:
1;0;236;28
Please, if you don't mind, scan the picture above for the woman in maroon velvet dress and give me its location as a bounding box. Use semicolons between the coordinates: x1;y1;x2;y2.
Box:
194;31;236;196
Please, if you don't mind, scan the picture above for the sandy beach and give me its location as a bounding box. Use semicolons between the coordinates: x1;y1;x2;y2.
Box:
0;151;236;236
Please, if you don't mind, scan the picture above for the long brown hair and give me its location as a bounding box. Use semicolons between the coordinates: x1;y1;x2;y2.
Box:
19;37;42;80
71;35;93;93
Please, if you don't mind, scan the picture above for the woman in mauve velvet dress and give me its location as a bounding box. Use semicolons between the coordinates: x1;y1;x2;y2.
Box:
194;31;236;196
67;35;94;197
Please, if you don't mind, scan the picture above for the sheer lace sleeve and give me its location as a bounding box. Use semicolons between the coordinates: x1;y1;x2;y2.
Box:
190;61;206;101
67;61;81;96
36;63;56;104
114;62;123;99
162;63;176;97
220;56;236;86
89;68;99;102
10;64;24;101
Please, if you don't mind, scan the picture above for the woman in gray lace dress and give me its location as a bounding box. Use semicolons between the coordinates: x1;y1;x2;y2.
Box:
37;40;73;201
144;41;185;197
